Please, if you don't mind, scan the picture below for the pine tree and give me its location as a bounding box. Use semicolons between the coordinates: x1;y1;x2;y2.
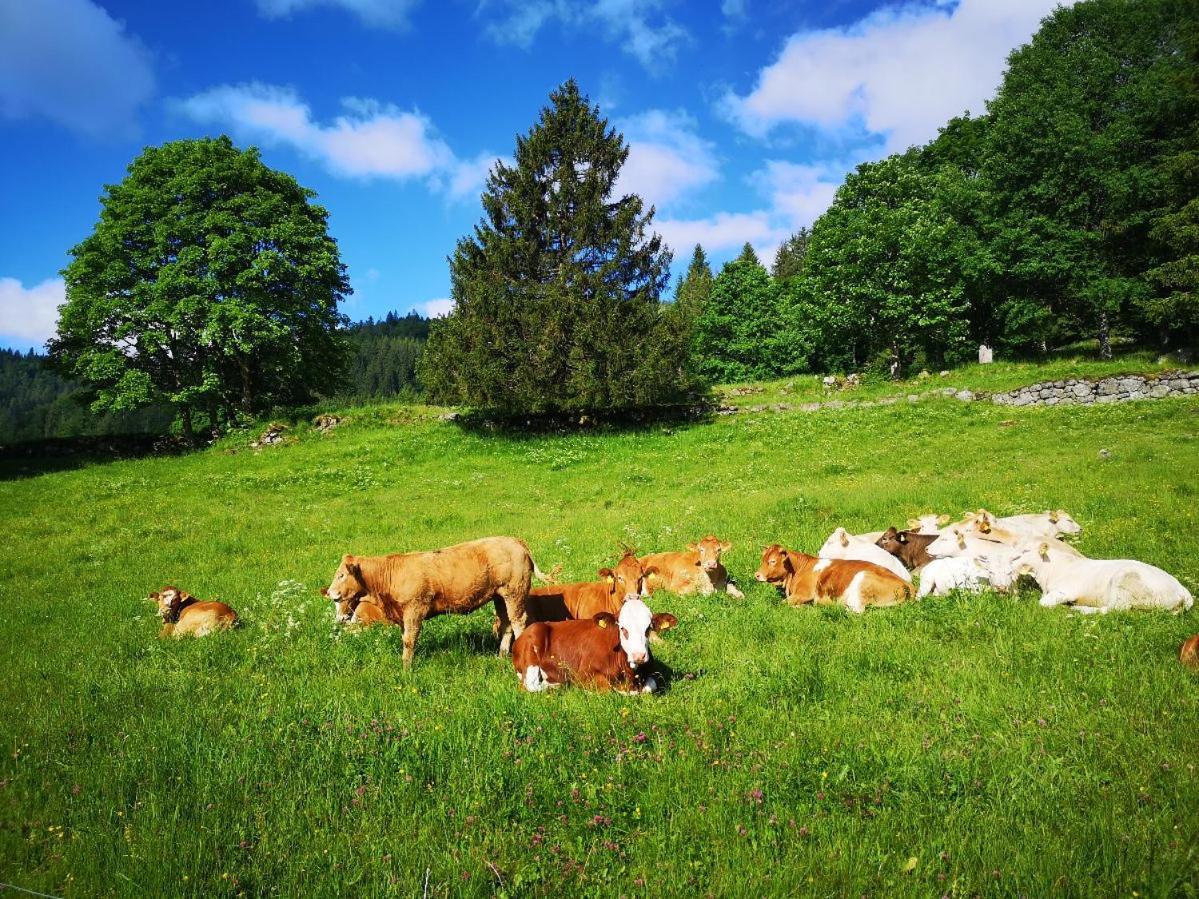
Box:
692;250;783;382
420;80;698;414
772;229;810;282
673;244;714;322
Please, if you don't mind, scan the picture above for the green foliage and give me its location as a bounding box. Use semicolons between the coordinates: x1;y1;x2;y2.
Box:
51;136;350;440
801;153;976;372
420;81;699;414
2;385;1197;896
981;0;1194;357
672;244;713;324
693;250;794;382
343;312;430;401
771;229;810;282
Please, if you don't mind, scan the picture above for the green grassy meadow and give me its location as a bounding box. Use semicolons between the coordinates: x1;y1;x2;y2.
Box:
2;384;1198;897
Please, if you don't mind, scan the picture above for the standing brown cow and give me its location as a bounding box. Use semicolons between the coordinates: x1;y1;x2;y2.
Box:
320;536;542;666
754;544;912;613
640;535;744;598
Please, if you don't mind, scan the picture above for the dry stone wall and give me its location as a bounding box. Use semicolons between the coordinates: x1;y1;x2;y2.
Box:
989;371;1199;407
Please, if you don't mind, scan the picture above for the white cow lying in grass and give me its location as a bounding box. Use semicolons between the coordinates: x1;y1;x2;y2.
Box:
820;527;911;582
916;556;993;597
962;509;1082;541
1011;542;1193;613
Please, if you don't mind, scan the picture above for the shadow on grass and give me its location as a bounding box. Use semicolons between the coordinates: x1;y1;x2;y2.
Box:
0;433;189;481
449;400;716;439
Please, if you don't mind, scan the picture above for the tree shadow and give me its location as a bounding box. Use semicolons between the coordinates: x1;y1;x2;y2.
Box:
449;398;716;439
0;434;190;481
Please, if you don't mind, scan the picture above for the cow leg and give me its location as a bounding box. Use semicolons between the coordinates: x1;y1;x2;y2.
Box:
497;584;528;652
1039;590;1070;608
401;606;425;668
493;596;513;657
725;581;745;599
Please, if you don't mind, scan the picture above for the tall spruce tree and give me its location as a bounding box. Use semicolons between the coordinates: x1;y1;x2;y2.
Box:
772;229;811;282
420;80;696;413
673;244;714;322
692;246;784;382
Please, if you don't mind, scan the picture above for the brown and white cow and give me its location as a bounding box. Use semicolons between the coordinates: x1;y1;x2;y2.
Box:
755;545;912;613
320;536;542;666
640;535;743;598
513;598;678;693
149;586;238;638
875;527;938;570
523;550;658;624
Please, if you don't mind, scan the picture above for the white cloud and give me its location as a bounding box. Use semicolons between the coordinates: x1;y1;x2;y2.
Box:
0;0;154;137
614;109;719;210
749;160;844;229
0;277;64;347
654;211;788;264
255;0;421;29
480;0;688;72
722;0;1073;152
423;298;454;317
177;83;497;200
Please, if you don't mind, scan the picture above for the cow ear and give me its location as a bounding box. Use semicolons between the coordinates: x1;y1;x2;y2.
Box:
348;561;363;581
720;541;731;552
147;591;160;601
319;587;329;597
906;518;920;529
978;520;991;534
937;514;950;525
782;553;795;573
686;543;697;552
643;565;659;577
652;613;678;632
838;530;849;547
1038;541;1049;560
1048;510;1059;523
594;613;616;629
598;567;613;582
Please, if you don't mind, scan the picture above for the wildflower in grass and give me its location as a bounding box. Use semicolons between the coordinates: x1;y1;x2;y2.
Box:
748;789;764;805
633;732;647;744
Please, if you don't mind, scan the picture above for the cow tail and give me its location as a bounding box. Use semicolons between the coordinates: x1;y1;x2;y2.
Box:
533;561;561;584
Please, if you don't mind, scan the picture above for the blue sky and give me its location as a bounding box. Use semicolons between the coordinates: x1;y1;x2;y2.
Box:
0;0;1069;351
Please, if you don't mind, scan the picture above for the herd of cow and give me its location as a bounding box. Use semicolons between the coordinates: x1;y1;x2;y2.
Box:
147;508;1198;693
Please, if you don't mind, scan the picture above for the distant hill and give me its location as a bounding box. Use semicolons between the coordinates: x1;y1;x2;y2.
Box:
0;311;432;444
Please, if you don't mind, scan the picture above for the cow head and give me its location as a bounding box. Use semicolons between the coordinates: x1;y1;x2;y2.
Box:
1011;542;1052;580
598;551;657;603
322;555;368;622
875;527;909;555
596;598;676;669
1048;509;1082;535
907;514;949;534
755;545;793;584
926;528;968;558
689;535;732;572
149;586;189;622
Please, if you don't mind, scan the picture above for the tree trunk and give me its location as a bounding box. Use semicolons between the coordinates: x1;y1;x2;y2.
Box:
1098;310;1112;360
207;398;221;440
239;359;254;415
181;406;195;446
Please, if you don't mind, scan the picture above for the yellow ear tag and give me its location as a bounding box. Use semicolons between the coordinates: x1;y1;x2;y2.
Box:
597;618;608;628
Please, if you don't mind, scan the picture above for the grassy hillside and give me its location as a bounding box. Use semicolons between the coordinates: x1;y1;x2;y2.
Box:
2;390;1198;897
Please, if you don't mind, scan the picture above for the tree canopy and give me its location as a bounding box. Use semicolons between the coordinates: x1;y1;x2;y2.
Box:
51;136;349;440
420;80;697;413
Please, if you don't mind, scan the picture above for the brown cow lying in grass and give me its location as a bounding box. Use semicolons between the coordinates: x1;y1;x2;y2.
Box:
522;550;657;624
321;536;542;666
755;545;912;613
513;598;677;693
640;535;744;598
149;586;238;637
325;593;394;627
875;527;938;570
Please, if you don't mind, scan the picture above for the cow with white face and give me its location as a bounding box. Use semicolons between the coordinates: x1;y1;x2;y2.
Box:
819;527;912;582
907;514;950;535
512;597;678;693
1009;542;1193;613
962;509;1083;541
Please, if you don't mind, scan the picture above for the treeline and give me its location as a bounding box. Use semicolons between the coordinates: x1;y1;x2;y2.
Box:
685;0;1197;378
1;315;432;444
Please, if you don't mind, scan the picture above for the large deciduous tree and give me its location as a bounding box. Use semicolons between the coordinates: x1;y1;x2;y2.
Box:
419;80;697;414
983;0;1193;357
51;137;349;441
